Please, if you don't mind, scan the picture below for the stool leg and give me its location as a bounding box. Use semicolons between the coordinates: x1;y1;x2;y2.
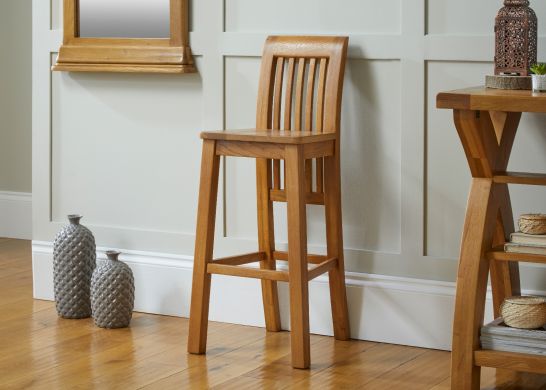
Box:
324;154;350;340
285;145;310;369
256;158;282;332
188;140;220;354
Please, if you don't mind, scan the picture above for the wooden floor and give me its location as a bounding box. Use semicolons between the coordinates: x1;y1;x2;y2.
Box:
2;239;546;389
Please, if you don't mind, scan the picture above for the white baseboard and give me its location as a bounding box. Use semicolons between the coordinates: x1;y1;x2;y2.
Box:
32;241;500;351
0;191;32;239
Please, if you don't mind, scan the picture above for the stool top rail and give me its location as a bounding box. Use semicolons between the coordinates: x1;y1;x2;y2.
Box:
437;86;546;113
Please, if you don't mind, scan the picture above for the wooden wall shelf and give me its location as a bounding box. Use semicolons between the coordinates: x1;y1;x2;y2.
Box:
52;0;196;74
51;63;196;74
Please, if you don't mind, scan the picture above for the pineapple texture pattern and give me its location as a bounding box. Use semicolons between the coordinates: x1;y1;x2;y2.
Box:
91;252;135;329
53;216;96;319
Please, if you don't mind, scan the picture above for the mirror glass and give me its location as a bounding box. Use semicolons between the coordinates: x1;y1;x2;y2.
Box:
79;0;170;38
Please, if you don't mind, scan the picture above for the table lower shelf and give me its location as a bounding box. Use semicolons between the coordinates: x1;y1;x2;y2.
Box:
475;350;546;374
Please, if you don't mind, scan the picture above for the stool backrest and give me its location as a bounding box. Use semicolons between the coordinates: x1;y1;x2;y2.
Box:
255;36;348;199
256;36;348;135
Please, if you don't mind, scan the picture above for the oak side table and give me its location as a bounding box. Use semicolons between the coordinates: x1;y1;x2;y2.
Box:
437;86;546;389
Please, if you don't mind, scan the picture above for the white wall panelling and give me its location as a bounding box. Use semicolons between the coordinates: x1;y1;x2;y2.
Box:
32;0;546;348
426;61;490;258
224;0;402;34
50;67;204;234
0;0;32;193
50;0;61;30
0;192;32;239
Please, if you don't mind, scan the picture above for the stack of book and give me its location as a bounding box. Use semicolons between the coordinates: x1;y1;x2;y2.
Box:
481;318;546;355
504;231;546;255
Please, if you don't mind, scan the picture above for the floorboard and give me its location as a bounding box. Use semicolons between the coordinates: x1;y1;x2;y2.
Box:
1;238;546;389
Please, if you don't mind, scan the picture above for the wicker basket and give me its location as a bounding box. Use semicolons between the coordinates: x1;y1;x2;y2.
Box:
501;296;546;329
519;214;546;235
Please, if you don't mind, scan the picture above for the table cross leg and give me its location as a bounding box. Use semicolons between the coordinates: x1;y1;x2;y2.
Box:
451;109;521;389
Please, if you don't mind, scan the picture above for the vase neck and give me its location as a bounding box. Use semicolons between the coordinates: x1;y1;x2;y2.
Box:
67;214;82;225
504;0;530;6
105;251;121;261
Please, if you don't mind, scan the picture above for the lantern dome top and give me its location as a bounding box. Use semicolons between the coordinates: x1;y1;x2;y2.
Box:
504;0;529;5
497;0;536;21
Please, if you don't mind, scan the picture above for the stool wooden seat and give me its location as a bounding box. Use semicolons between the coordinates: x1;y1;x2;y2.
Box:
187;35;350;369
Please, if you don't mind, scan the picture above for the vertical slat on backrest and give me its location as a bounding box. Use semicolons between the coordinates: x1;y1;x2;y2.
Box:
273;160;281;189
304;59;317;132
304;59;317;191
315;58;328;134
273;161;282;189
272;57;284;190
283;58;296;131
272;57;284;130
315;58;328;193
294;58;306;131
316;157;324;193
282;58;296;190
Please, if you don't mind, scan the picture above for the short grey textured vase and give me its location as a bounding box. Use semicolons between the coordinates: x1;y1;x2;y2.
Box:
91;251;135;329
53;214;96;318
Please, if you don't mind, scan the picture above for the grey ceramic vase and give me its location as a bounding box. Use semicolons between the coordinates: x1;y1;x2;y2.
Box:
91;251;135;329
53;214;96;319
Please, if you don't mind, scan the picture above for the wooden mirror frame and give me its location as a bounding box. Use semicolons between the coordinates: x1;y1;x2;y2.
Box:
52;0;195;73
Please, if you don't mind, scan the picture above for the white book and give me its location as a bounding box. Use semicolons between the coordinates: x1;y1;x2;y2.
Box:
510;232;546;246
481;318;546;355
480;341;546;356
504;242;546;256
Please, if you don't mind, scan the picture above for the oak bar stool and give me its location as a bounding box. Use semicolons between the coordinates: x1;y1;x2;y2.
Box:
187;36;350;369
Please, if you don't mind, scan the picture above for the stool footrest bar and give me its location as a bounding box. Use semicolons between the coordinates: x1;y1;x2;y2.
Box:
207;256;338;282
270;189;325;205
273;250;327;264
207;263;289;282
211;252;265;266
308;258;338;281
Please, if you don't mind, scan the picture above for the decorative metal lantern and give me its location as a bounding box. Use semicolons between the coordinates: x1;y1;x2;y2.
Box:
495;0;537;76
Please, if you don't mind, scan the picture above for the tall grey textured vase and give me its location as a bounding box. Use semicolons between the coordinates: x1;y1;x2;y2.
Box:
91;251;135;329
53;214;96;318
